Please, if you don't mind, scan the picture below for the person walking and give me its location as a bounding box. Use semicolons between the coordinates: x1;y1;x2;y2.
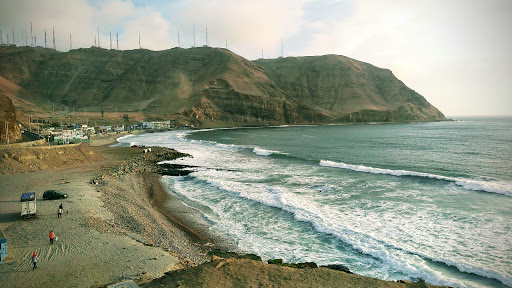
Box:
58;207;63;218
49;230;55;244
32;252;38;269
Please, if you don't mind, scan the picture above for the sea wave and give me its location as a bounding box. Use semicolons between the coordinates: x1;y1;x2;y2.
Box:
319;160;512;197
252;147;285;156
181;173;479;287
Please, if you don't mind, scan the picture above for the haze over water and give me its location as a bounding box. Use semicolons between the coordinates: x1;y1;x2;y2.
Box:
118;117;512;288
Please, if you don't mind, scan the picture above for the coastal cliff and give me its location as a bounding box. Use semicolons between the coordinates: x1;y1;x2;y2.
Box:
0;46;445;127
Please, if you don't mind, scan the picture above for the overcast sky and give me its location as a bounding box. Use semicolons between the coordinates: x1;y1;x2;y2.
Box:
1;0;511;116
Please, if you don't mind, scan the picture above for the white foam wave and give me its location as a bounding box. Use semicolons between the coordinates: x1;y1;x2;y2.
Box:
253;148;278;156
319;160;512;197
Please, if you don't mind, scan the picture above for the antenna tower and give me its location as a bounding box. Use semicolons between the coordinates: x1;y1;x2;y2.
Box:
30;22;33;46
193;25;196;47
138;30;141;49
110;31;112;49
116;32;119;50
44;28;47;48
69;34;72;50
178;31;181;47
97;27;100;48
12;29;14;46
206;27;208;46
262;48;263;59
94;34;97;47
25;30;28;46
34;36;36;46
0;30;3;45
53;27;56;50
281;37;283;58
7;33;9;45
225;37;227;49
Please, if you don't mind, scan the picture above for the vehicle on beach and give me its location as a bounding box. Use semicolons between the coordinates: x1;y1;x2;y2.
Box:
42;190;69;200
21;193;37;218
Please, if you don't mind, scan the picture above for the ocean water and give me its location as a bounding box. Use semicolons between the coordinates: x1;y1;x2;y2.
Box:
117;117;512;288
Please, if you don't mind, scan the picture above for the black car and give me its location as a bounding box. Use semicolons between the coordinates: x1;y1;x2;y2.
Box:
42;190;68;200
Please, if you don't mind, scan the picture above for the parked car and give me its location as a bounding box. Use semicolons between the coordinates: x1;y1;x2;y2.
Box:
42;190;68;200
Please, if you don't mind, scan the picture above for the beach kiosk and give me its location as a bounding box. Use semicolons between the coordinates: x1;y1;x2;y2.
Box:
21;193;37;218
0;230;6;264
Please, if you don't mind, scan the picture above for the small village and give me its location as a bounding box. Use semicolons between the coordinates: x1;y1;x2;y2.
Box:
5;120;194;147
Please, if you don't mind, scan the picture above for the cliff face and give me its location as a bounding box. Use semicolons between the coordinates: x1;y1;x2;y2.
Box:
0;46;445;127
254;55;445;122
0;93;21;144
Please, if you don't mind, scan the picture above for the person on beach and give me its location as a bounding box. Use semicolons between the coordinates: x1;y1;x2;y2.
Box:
49;230;55;244
32;252;38;269
58;207;63;218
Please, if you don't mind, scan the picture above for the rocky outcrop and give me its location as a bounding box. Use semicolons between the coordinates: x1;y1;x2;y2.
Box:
0;93;21;144
0;46;446;127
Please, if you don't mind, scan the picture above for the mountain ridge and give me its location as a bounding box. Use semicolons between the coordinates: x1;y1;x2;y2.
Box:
0;46;445;127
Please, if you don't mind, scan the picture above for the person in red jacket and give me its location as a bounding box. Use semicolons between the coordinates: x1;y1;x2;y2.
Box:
32;251;38;269
49;230;55;244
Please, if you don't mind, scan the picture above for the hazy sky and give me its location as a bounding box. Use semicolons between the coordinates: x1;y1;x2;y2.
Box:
1;0;511;116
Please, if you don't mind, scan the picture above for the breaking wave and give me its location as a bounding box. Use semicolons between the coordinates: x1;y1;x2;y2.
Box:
319;160;512;197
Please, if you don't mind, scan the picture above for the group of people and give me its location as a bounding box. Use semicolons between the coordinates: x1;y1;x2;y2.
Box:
31;203;64;269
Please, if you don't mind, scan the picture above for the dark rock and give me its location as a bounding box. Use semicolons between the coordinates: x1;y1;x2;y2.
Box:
267;259;283;265
321;264;352;274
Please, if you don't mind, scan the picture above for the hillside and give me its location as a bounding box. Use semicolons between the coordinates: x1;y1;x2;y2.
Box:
0;46;445;126
254;55;445;122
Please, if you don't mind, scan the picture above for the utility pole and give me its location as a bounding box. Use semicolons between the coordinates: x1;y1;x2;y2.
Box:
4;120;9;147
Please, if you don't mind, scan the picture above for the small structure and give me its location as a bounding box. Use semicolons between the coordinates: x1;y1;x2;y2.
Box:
21;193;37;218
0;230;6;264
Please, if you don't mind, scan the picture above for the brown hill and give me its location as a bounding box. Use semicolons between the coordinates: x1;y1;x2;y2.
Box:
0;46;445;127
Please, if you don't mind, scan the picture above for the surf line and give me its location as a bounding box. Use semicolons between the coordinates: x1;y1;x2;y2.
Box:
319;160;512;197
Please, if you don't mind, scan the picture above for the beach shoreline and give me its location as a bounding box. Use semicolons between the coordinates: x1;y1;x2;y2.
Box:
0;133;447;288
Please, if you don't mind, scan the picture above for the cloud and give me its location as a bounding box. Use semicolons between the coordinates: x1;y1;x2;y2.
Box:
170;0;306;58
0;0;174;51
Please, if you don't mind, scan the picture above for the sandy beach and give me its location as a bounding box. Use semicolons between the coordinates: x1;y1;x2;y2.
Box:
0;134;445;288
0;135;211;287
